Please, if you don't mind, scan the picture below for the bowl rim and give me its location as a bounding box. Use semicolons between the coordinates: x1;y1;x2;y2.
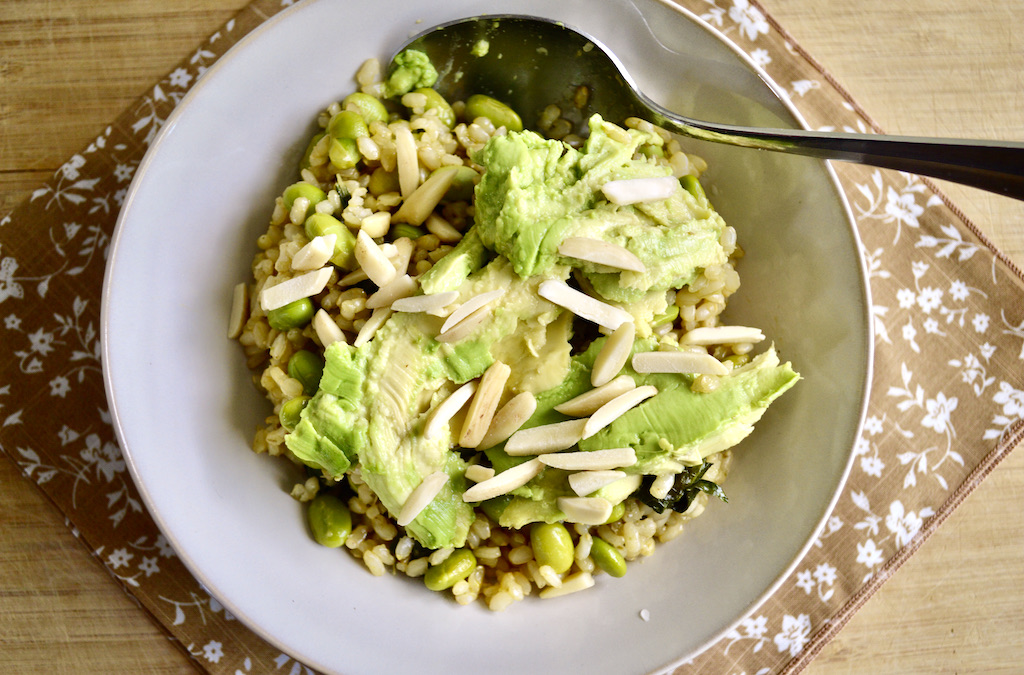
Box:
100;0;873;671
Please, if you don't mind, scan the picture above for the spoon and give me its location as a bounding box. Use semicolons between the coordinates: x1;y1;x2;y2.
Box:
389;15;1024;200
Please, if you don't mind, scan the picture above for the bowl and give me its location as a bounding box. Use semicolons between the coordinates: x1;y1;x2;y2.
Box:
101;0;871;672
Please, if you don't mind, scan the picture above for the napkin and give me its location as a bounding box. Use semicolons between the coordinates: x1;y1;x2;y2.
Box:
1;0;1021;672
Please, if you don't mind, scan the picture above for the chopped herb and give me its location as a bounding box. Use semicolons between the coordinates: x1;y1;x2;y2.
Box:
638;462;728;514
335;179;351;209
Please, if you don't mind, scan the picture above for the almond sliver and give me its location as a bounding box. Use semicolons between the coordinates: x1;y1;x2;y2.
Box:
397;471;448;526
591;321;635;387
366;274;418;309
538;447;637;471
465;464;495;483
355;229;397;287
601;176;678;205
632;351;730;376
558;237;645;273
557;496;612;524
459;361;511;448
393;125;419;198
538;279;632;330
582;385;658;439
539;571;594;599
462;458;544;502
440;289;505;334
554;375;635;417
567;470;627;497
227;282;248;339
504;418;588;456
478;392;538;450
424;381;477;440
353;306;391;347
391;291;459;314
259;267;333;311
680;325;766;345
312;309;345;348
435;303;491;344
291;234;337;271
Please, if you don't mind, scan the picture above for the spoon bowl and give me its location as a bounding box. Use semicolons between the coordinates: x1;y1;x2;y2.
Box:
393;15;1024;199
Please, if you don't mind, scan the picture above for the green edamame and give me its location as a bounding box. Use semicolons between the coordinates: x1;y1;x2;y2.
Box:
652;304;680;327
307;493;352;548
279;395;311;430
424;548;476;591
283;182;327;219
342;92;388;125
465;94;522;132
680;174;706;201
328;137;361;170
267;297;314;331
412;88;455;128
604;501;626;525
367;167;400;196
327;110;369;140
287;349;325;396
391;223;426;240
530;522;574;574
479;495;511;524
304;213;357;270
300;132;326;170
590;537;627;578
637;144;665;158
441;165;478;203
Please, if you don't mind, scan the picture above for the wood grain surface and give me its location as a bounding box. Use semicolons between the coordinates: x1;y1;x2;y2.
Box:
1;1;1021;673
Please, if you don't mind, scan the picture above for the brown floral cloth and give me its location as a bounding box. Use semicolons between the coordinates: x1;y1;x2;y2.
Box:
1;0;1021;672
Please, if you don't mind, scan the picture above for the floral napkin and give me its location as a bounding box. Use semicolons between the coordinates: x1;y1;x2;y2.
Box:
1;0;1021;673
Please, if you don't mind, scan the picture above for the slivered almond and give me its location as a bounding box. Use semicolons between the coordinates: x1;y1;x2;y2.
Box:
539;571;594;599
393;125;419;198
435;304;490;344
557;496;613;524
355;229;397;287
397;471;448;526
291;234;337;271
259;267;333;311
227;282;248;339
591;321;635;387
338;268;369;287
366;274;418;309
393;165;459;225
353;307;391;347
440;289;505;334
601;176;679;205
313;309;345;348
538;447;637;471
504;418;588;456
465;464;495;483
360;211;391;238
557;237;645;273
582;385;658;439
425;213;463;243
538;280;632;330
390;236;415;276
462;458;544;502
478;392;538;450
567;470;627;497
632;351;730;376
459;361;511;448
680;325;766;345
554;375;635;417
424;381;477;440
391;291;459;314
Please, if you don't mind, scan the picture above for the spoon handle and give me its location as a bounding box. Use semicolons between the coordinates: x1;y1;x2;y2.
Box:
655;112;1024;200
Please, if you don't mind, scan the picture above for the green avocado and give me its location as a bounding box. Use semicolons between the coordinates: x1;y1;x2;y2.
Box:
384;49;439;98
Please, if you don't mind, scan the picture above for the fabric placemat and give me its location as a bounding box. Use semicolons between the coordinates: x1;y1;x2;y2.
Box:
1;0;1021;672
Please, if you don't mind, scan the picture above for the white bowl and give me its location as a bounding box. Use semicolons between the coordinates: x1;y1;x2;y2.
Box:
102;0;871;673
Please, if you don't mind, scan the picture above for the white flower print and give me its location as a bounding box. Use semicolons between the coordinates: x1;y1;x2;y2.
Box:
896;287;916;309
856;538;884;569
949;279;970;302
27;327;56;356
729;0;770;40
49;375;71;397
60;154;86;181
921;392;957;436
4;313;21;329
860;454;885;477
0;254;24;304
723;614;769;654
884;186;924;231
916;286;942;313
156;534;177;558
863;415;883;436
113;163;135;182
773;614;812;657
139;556;160;577
202;640;224;663
749;47;772;68
901;319;920;353
885;500;928;548
972;312;990;333
107;547;133;569
168;67;193;89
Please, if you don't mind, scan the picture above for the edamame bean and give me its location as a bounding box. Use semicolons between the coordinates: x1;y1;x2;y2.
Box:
530;522;574;574
367;167;400;196
590;536;627;578
412;88;455;128
304;213;357;270
327;110;369;140
300;132;326;170
479;495;511;524
680;174;706;201
391;223;426;240
279;395;311;430
307;493;352;548
342;92;388;125
328;137;361;170
604;501;626;525
424;548;477;591
267;297;314;331
441;165;478;203
287;349;325;396
652;304;680;327
465;94;523;132
637;144;665;159
283;182;327;219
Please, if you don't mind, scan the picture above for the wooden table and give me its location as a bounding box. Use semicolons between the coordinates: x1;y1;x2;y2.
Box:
2;1;1021;672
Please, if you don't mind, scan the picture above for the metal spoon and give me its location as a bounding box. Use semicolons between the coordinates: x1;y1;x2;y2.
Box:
389;15;1024;200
